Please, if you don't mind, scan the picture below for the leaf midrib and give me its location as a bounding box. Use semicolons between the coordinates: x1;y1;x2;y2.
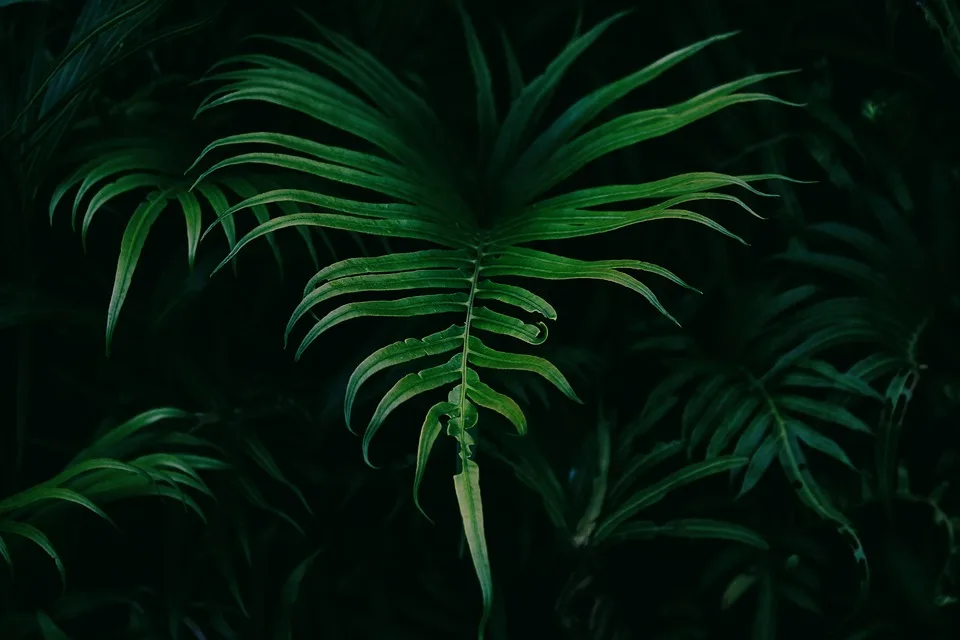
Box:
457;246;484;465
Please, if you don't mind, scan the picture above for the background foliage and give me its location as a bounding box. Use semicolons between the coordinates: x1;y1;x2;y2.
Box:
1;0;959;638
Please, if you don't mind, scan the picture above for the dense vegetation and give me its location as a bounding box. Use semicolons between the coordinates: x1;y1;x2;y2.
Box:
2;0;959;638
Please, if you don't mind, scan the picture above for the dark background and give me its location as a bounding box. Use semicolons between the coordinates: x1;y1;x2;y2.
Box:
1;0;959;638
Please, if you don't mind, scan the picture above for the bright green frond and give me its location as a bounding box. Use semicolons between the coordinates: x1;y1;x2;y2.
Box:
185;10;797;636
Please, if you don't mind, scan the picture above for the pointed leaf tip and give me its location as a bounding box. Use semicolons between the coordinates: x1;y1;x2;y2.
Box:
454;460;493;640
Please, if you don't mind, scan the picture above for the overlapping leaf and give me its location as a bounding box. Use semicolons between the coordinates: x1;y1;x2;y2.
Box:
0;409;219;587
486;412;763;551
635;285;883;490
777;189;946;363
49;120;327;354
633;283;881;602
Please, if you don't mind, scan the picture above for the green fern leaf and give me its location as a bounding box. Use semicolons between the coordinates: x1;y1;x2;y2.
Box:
191;8;795;635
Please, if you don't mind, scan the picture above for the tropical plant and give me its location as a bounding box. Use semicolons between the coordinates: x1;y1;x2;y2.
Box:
5;1;958;638
180;5;798;633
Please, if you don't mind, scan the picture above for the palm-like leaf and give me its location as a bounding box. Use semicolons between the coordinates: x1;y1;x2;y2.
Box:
777;188;949;367
777;93;958;370
635;286;875;479
0;407;313;638
632;283;878;601
767;103;959;519
48;103;330;354
0;408;223;587
0;0;211;195
1;0;232;355
188;6;795;633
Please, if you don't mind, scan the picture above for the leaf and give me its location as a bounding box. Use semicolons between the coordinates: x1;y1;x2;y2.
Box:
454;459;493;640
286;270;470;338
344;326;464;433
456;1;497;150
3;0;163;138
516;32;741;174
363;354;463;467
209;213;466;278
790;421;856;470
236;476;305;536
606;518;769;549
609;440;683;501
782;360;883;401
482;435;568;532
707;396;762;459
79;173;165;242
295;294;469;360
219;565;250;620
571;418;611;547
488;10;632;176
242;431;312;515
532;171;782;210
104;189;174;355
174;189;203;269
722;573;758;609
189;132;419;193
482;246;689;323
0;521;65;588
414;402;455;521
738;434;779;498
754;574;777;639
471;307;548;345
36;610;71;640
498;27;523;101
0;487;114;529
194;182;239;274
595;456;748;541
531;74;799;197
74;408;191;462
467;337;581;403
303;249;472;290
220;175;285;276
273;550;321;640
0;535;11;567
465;369;527;435
474;280;557;318
776;396;872;433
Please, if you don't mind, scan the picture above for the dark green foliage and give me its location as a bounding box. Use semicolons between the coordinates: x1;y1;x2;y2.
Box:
1;0;959;638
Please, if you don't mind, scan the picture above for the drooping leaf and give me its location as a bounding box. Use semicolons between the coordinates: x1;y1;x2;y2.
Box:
454;459;493;640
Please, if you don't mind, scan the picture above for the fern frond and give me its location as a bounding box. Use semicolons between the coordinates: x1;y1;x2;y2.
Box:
191;8;795;635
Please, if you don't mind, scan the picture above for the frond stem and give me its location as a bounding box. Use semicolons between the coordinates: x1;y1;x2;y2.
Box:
457;245;485;469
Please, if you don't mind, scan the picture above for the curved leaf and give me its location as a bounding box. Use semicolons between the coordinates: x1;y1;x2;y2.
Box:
595;456;748;541
605;518;769;549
